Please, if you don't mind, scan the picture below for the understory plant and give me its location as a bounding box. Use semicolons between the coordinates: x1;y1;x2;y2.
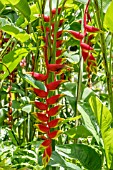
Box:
0;0;113;170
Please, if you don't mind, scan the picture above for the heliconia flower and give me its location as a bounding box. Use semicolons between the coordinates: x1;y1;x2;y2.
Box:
33;88;48;98
51;19;65;30
42;145;52;167
56;58;66;64
52;30;63;39
80;42;94;51
34;113;49;122
48;118;64;128
56;49;65;57
37;26;50;32
40;139;52;148
47;64;65;72
85;25;100;33
46;80;66;91
34;101;48;110
48;130;63;139
28;72;48;81
82;50;89;61
47;105;63;117
52;7;62;15
47;94;65;105
56;40;64;48
66;30;84;40
34;14;50;22
34;124;50;133
38;135;47;140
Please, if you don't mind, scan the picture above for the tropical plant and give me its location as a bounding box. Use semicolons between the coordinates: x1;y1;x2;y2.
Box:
0;0;113;169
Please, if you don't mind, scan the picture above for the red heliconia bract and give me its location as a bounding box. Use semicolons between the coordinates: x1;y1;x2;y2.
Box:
85;25;100;33
48;118;64;128
80;42;94;51
56;40;64;48
35;124;50;133
56;49;64;57
52;7;62;15
52;30;63;39
40;139;52;148
34;101;48;110
67;30;84;40
42;145;52;167
35;113;49;122
47;105;63;117
82;50;89;61
48;130;62;139
33;88;48;98
29;72;48;81
47;94;64;105
47;64;64;72
46;80;66;91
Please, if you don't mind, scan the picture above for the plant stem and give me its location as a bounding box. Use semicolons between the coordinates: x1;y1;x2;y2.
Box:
93;0;113;116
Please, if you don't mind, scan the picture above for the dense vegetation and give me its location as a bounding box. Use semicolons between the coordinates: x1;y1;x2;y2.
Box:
0;0;113;169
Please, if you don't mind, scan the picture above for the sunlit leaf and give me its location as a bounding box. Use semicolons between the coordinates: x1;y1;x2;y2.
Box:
89;96;113;169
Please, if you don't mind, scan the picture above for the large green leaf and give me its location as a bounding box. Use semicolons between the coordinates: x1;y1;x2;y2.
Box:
57;144;102;170
104;1;113;32
77;104;101;144
0;48;28;80
0;19;30;42
0;0;31;21
49;151;82;170
65;125;92;139
89;96;113;169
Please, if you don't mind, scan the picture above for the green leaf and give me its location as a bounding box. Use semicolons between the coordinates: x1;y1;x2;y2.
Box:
77;104;101;144
0;0;31;21
57;144;102;170
7;129;18;145
89;96;113;169
20;73;45;90
104;1;113;32
0;1;4;11
65;125;92;139
49;151;82;170
22;104;32;113
0;21;30;42
0;48;28;80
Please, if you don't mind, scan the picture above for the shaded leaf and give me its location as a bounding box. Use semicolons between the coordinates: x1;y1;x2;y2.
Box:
57;144;102;170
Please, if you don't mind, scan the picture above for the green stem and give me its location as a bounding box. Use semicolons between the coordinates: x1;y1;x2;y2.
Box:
93;0;113;116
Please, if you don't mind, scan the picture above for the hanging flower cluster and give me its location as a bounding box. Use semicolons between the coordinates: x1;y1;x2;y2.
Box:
27;6;67;167
65;0;99;87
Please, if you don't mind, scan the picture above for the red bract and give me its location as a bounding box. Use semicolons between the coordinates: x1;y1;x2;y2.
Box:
34;101;48;110
42;145;52;167
47;94;64;105
35;14;50;22
35;113;49;122
85;25;100;33
67;30;84;40
47;64;64;72
48;130;62;139
80;42;94;51
46;80;66;91
56;40;64;48
82;50;89;61
48;118;64;128
29;72;48;81
35;124;50;133
52;7;62;15
56;49;64;57
47;105;63;117
33;88;48;98
40;139;52;148
52;30;63;39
